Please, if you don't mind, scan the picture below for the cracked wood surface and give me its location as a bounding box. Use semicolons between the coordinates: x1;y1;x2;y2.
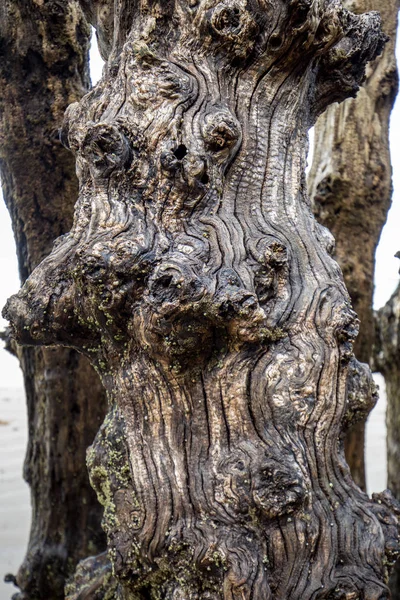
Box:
3;0;400;598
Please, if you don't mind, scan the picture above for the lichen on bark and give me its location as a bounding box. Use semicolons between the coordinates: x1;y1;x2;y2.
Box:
3;0;400;598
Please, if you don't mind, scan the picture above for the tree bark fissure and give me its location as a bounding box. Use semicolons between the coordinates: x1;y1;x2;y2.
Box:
3;1;400;598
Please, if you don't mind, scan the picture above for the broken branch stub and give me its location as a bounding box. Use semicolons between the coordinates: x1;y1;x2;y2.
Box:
4;0;399;598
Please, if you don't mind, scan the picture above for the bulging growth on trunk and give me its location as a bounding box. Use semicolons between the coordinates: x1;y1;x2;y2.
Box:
4;0;400;598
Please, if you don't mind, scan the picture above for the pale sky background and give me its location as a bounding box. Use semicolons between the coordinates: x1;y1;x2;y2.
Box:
0;36;399;384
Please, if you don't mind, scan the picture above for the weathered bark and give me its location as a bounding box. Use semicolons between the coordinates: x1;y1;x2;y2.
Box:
0;2;106;598
307;0;399;490
4;0;400;598
375;281;400;597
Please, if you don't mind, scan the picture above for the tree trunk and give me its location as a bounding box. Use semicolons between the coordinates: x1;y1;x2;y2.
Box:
307;0;399;490
4;0;400;598
0;2;107;598
375;282;400;597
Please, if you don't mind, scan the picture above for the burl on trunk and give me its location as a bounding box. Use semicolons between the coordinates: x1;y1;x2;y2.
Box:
4;0;400;598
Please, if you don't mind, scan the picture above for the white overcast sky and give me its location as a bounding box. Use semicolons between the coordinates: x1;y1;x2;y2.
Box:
0;32;399;388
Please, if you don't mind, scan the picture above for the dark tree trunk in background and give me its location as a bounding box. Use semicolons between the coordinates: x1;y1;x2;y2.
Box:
375;282;400;597
5;0;400;598
308;0;399;491
0;2;106;598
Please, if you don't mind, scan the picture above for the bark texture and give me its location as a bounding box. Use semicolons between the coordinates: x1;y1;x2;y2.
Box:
4;0;400;598
0;2;106;598
307;0;399;490
375;282;400;597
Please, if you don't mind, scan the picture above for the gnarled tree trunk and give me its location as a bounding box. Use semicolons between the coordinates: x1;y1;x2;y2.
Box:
307;0;399;490
4;0;400;598
0;2;106;598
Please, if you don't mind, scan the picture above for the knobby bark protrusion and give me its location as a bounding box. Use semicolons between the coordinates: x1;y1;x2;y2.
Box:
3;0;400;598
0;2;107;598
307;0;399;490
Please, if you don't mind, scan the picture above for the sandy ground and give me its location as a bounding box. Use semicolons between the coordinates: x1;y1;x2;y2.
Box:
0;377;389;600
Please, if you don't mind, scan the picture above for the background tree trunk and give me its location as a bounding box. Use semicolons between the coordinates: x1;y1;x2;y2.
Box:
0;2;106;598
5;1;400;598
375;281;400;597
307;0;399;491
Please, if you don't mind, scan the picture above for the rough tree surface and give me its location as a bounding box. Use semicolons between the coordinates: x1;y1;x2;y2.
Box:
4;0;400;598
0;2;106;598
308;0;399;491
375;282;400;597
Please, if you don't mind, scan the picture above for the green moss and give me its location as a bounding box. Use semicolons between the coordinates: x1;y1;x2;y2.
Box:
259;326;285;343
